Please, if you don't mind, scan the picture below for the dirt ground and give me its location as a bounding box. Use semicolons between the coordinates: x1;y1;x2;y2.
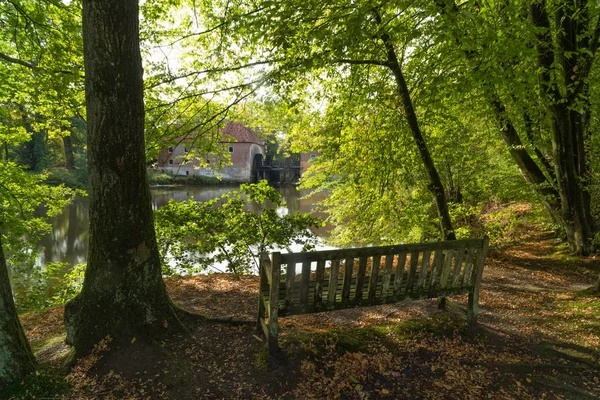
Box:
10;227;600;399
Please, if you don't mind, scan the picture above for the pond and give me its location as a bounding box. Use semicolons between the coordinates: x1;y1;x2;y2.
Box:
35;185;331;269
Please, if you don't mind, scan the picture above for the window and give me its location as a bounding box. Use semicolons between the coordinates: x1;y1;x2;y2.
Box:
169;159;174;165
185;171;190;176
229;146;234;153
310;153;317;159
184;146;188;153
168;146;174;153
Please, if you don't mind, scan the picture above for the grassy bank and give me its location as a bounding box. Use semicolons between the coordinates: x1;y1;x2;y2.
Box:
43;168;237;189
146;170;227;186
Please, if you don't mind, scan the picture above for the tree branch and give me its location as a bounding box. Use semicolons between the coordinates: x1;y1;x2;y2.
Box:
334;58;388;67
146;59;281;89
0;52;36;69
529;0;561;101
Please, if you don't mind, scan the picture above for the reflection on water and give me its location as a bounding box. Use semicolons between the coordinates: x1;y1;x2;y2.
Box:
36;185;330;268
37;197;90;267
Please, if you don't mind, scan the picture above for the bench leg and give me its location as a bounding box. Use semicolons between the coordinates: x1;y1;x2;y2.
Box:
437;296;446;310
267;306;280;357
256;299;265;336
268;327;279;357
467;291;478;329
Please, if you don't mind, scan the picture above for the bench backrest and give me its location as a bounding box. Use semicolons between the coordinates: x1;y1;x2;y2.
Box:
258;237;489;317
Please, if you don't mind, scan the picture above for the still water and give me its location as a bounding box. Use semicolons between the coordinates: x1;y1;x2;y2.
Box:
36;185;330;269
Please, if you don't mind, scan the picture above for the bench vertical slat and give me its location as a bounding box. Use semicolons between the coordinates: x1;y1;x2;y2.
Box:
267;252;281;355
406;251;420;296
327;260;340;305
393;253;407;299
461;247;477;288
417;250;431;291
354;256;368;302
381;254;394;301
256;253;269;335
299;261;311;309
367;255;382;302
285;257;296;308
451;246;466;288
314;260;326;307
341;258;354;304
428;250;443;290
440;250;454;289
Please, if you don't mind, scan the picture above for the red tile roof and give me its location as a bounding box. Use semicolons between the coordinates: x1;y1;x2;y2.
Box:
221;122;262;144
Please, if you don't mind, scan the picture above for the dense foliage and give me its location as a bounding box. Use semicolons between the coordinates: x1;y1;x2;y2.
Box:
155;181;322;274
144;0;600;255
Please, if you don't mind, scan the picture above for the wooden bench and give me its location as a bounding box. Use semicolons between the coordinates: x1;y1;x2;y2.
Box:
257;237;489;355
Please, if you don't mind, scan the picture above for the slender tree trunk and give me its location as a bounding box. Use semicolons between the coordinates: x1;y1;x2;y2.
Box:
489;96;563;226
378;32;456;240
63;133;76;170
0;235;36;388
64;0;181;357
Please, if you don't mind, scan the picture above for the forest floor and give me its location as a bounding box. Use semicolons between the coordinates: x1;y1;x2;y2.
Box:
6;214;600;399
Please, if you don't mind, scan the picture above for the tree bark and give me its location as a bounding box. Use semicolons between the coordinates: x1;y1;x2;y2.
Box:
64;0;181;357
0;235;36;388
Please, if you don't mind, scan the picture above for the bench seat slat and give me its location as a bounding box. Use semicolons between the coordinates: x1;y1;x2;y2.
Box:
451;246;466;288
314;260;325;306
286;259;296;308
462;247;477;287
394;253;407;300
406;252;419;296
300;261;311;309
429;249;443;289
355;257;368;303
418;250;431;291
342;258;354;303
368;255;381;302
381;254;394;302
327;260;340;304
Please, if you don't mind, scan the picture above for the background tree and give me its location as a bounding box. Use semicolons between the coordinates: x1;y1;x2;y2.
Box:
0;0;82;386
0;160;72;387
64;0;181;356
433;0;600;254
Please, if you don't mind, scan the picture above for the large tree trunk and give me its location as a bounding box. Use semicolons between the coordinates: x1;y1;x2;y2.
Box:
0;235;36;388
64;0;181;357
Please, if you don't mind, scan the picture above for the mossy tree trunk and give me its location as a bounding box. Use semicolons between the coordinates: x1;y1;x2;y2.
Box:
0;235;36;388
64;0;181;357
